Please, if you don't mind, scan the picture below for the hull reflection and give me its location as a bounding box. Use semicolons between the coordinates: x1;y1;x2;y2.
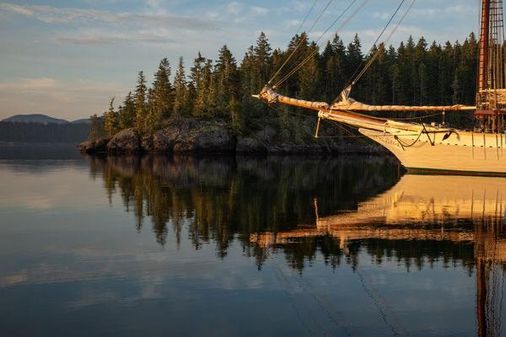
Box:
251;175;506;258
251;174;506;337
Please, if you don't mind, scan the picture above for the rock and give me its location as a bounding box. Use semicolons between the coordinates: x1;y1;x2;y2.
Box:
255;126;277;143
78;137;110;154
153;128;177;153
236;137;266;153
141;135;154;152
78;140;93;153
172;121;236;153
194;125;235;153
107;128;141;154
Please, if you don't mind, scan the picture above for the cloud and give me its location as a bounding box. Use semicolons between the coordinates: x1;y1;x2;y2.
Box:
57;30;177;45
226;2;241;15
251;6;268;16
0;78;58;91
0;2;221;30
0;2;225;49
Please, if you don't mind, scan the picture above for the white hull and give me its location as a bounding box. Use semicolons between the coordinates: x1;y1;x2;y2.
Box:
359;127;506;174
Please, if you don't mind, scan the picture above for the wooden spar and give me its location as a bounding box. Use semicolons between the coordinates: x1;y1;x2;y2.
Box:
330;99;476;112
256;86;475;113
255;86;329;111
478;0;490;93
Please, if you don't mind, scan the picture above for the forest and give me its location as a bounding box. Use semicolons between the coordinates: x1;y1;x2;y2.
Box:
0;122;90;143
94;31;479;140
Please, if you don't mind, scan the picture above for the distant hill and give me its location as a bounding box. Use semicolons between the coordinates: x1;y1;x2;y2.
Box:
2;114;69;125
0;114;90;144
70;118;91;125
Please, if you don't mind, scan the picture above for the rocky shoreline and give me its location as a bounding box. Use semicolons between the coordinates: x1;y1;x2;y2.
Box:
79;118;387;155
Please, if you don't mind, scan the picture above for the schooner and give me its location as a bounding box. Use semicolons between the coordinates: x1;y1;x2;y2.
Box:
255;0;506;175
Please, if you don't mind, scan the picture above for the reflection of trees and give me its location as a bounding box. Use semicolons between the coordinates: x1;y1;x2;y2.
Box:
87;155;399;261
266;236;476;273
87;154;506;277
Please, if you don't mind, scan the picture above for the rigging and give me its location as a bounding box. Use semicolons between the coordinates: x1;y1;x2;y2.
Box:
272;0;367;89
339;0;416;102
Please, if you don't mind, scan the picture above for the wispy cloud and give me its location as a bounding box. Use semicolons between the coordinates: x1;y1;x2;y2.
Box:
57;30;177;45
226;2;241;15
0;2;221;30
0;77;58;91
251;6;268;16
0;2;224;47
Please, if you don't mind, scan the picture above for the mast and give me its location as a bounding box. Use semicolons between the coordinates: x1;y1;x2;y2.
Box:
478;0;490;93
475;0;506;132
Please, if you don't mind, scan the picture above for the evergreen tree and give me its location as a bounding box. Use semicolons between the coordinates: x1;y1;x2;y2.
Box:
153;58;173;120
215;45;240;119
173;57;187;118
134;71;148;132
104;97;118;136
254;32;272;88
191;52;207;116
298;41;320;100
145;87;161;134
119;92;135;129
88;114;105;140
346;34;363;98
321;34;347;102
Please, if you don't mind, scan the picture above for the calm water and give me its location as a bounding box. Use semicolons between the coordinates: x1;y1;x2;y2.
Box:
0;146;505;337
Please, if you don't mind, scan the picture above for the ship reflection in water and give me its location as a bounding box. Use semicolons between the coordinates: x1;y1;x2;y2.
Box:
252;173;506;337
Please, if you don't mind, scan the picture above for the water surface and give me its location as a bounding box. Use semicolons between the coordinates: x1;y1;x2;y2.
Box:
0;148;504;337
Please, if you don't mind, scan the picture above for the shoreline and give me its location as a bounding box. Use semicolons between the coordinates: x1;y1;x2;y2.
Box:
79;117;389;156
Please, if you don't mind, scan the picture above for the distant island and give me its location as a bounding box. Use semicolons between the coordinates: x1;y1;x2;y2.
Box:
0;114;90;144
80;31;478;155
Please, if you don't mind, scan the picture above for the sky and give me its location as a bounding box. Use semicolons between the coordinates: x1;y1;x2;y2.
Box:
0;0;481;121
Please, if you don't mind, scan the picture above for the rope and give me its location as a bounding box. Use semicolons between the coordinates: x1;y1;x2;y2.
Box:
347;0;408;88
394;130;424;148
341;0;416;101
389;111;443;121
355;267;408;337
273;0;366;89
272;263;319;337
267;0;328;85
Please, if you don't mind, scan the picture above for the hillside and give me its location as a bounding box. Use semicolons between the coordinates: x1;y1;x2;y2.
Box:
0;114;90;144
2;114;69;125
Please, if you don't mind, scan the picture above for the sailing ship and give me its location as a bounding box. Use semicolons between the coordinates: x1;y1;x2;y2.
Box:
255;0;506;175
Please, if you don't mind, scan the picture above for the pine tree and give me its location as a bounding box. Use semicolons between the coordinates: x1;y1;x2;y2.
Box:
88;114;105;140
134;71;147;132
153;58;173;120
173;57;187;118
301;43;320;99
215;45;240;119
191;52;207;116
119;92;135;129
346;34;363;98
104;97;118;136
145;87;160;134
203;59;217;116
321;34;347;102
254;32;272;88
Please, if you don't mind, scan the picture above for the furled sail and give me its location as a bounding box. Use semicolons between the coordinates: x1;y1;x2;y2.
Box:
331;97;476;112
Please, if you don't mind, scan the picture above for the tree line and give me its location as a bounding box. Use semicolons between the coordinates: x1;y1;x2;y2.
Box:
93;31;479;139
0;122;90;144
